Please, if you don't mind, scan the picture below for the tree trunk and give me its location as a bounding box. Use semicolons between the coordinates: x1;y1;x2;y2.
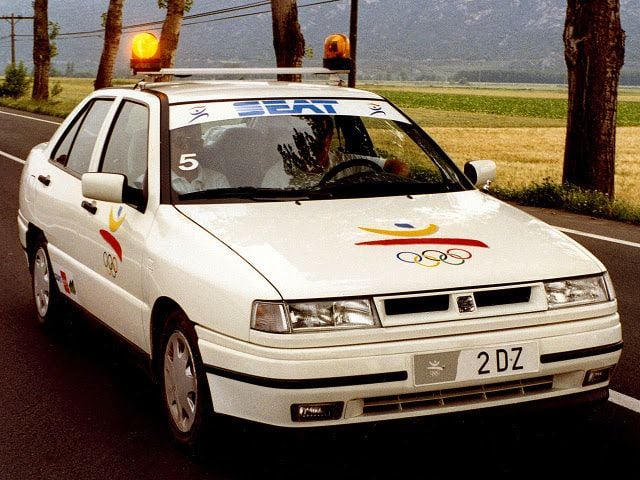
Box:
563;0;625;198
94;0;124;90
32;0;49;101
271;0;305;82
159;0;186;69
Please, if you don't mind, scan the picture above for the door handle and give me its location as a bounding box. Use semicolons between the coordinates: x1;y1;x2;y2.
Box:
81;200;97;215
37;175;51;186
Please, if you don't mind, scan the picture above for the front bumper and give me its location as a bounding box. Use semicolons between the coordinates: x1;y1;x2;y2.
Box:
196;316;622;427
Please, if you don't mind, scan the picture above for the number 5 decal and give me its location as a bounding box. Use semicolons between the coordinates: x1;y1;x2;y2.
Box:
179;153;199;171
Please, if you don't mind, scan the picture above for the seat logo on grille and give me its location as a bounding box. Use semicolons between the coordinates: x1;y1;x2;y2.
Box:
456;295;476;313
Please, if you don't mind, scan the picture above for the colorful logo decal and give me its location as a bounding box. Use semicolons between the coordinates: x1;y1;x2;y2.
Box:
99;206;125;277
108;205;126;232
100;207;124;261
233;99;339;117
356;223;489;268
54;270;76;296
103;252;119;278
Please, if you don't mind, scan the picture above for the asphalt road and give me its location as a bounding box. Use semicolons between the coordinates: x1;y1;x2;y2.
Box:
1;106;639;478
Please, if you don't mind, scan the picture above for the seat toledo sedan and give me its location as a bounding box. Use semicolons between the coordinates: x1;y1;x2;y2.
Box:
17;70;622;450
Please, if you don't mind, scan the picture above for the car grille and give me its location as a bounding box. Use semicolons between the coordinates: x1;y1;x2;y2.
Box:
377;282;547;327
361;376;554;416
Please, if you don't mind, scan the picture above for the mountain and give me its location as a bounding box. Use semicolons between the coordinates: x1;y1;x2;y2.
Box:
1;0;639;82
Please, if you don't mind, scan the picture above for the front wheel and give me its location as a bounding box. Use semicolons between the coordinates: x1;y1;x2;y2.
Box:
30;237;64;329
160;310;214;451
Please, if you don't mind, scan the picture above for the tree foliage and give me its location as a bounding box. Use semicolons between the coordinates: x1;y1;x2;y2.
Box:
0;62;30;98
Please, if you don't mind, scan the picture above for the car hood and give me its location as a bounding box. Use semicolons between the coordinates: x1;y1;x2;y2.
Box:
175;191;604;299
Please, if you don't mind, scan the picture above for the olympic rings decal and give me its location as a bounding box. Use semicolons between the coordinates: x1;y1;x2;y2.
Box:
396;248;472;268
103;251;119;278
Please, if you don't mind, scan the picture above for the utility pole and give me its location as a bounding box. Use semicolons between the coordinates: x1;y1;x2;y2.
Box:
0;14;35;65
348;0;358;88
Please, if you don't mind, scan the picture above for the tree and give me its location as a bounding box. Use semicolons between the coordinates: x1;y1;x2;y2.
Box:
563;0;625;198
94;0;124;90
157;0;192;79
0;62;30;98
32;0;50;100
271;0;305;82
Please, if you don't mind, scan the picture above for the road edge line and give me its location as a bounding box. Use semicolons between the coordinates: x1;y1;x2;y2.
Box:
555;226;640;249
609;389;640;413
1;150;25;165
0;109;62;125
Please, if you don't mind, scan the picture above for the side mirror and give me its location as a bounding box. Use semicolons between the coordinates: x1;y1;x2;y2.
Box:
82;172;145;209
464;160;496;191
82;172;126;203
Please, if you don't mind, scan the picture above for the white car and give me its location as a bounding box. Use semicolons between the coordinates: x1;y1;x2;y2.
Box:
17;69;622;450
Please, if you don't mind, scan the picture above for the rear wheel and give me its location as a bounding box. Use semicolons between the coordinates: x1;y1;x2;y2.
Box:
160;309;214;451
31;237;64;329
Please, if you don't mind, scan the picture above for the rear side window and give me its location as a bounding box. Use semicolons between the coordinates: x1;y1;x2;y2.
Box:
51;99;113;175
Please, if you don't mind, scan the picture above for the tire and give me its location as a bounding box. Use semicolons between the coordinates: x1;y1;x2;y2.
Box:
159;309;214;452
30;237;64;329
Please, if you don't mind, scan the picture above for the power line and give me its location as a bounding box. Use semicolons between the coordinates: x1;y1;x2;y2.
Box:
12;0;342;40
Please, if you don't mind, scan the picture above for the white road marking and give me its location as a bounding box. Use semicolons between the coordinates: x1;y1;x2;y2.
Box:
555;226;640;249
0;110;59;165
609;389;640;413
0;109;62;125
1;150;25;165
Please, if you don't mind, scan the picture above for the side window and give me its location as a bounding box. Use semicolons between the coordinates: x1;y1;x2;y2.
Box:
101;101;149;190
51;99;114;175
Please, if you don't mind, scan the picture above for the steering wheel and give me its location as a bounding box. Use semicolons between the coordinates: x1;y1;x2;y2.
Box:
318;158;383;185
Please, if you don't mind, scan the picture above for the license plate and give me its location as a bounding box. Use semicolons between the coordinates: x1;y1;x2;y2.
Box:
414;342;540;386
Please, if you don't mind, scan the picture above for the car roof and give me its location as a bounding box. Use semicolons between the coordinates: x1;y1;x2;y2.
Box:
128;79;385;104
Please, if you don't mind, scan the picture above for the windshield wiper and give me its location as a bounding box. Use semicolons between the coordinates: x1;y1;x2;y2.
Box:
177;186;332;202
313;175;440;198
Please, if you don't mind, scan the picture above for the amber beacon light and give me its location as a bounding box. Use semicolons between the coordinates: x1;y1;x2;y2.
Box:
323;33;351;71
130;32;161;74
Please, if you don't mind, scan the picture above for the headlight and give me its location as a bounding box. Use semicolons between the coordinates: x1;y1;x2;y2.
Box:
252;298;380;333
544;273;614;309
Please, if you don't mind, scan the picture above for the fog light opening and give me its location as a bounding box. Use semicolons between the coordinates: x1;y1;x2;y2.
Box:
291;402;344;422
583;366;615;386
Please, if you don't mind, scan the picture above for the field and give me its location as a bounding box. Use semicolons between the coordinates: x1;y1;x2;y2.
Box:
3;78;640;207
365;84;640;206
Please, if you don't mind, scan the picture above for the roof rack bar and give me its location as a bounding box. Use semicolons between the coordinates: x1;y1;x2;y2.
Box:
148;67;349;77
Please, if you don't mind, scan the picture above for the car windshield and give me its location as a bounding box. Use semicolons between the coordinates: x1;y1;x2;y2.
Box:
168;99;473;203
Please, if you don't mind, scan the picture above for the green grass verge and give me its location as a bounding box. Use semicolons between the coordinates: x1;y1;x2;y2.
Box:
0;77;135;118
491;179;640;225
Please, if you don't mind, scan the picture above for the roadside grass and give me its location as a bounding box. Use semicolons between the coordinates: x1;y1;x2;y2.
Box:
2;78;640;224
0;76;135;118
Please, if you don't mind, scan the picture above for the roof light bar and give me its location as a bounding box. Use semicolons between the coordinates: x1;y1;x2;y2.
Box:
141;67;349;77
